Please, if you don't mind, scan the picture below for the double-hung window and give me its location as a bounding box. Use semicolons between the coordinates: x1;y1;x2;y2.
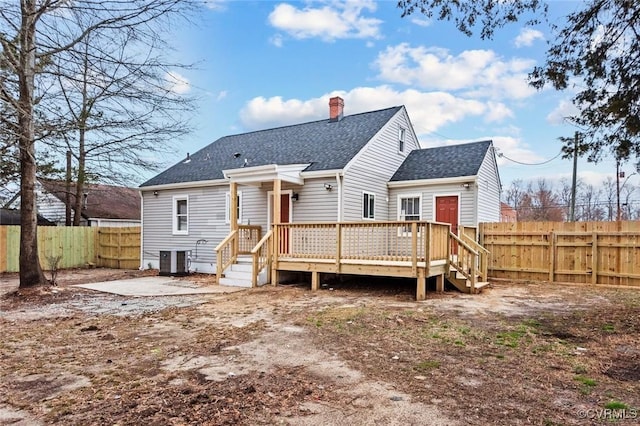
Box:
398;195;421;234
173;195;189;235
398;127;406;153
225;191;243;224
363;192;375;220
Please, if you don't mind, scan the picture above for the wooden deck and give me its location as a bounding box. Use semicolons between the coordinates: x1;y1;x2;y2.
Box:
216;221;488;300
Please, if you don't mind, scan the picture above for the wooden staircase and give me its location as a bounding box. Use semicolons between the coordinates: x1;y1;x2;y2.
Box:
446;231;491;294
446;266;490;294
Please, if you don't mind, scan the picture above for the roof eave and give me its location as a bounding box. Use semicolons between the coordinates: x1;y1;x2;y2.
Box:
388;175;477;188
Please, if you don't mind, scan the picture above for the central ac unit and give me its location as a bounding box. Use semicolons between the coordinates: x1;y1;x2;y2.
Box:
159;250;190;276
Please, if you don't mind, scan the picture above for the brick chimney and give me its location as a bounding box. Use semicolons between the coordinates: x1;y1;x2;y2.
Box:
329;96;344;122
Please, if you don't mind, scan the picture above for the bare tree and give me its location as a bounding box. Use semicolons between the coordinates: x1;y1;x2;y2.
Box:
576;184;605;221
48;22;194;225
517;179;564;222
503;179;525;220
601;177;617;221
0;0;194;287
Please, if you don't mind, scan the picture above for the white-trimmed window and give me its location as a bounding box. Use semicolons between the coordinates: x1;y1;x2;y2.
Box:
398;194;421;235
398;195;421;221
225;191;243;224
398;127;406;153
172;195;189;235
363;191;375;220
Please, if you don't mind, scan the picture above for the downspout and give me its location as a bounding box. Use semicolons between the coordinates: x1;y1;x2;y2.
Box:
336;172;343;222
139;191;144;270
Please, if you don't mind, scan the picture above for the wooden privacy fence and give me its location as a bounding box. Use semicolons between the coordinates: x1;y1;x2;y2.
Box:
0;226;140;273
96;227;141;269
480;221;640;288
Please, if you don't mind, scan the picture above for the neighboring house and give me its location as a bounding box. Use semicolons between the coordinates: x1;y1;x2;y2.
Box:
0;208;56;226
501;202;517;222
140;97;501;275
23;179;141;227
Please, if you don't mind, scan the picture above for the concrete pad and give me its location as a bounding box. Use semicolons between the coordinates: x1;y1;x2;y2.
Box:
74;276;246;297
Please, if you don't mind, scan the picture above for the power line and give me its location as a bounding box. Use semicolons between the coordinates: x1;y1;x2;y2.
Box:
496;149;564;166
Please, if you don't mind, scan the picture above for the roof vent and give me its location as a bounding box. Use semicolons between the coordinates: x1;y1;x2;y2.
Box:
329;96;344;122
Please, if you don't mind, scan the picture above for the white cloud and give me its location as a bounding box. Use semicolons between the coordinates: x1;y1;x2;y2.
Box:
411;17;431;27
239;86;488;132
216;90;228;101
485;102;514;122
270;33;284;47
268;1;383;42
546;99;579;125
374;43;536;100
203;0;226;11
165;71;190;94
514;28;544;48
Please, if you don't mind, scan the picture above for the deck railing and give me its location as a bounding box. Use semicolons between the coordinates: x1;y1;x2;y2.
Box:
460;231;489;281
238;225;262;254
215;230;238;282
273;221;450;267
449;232;480;292
251;230;273;287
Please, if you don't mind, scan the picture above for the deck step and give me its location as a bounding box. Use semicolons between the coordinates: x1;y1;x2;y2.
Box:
219;277;253;288
466;281;490;290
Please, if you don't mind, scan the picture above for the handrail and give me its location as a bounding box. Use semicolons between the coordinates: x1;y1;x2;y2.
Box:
460;232;489;281
215;230;238;282
251;230;273;287
449;231;479;292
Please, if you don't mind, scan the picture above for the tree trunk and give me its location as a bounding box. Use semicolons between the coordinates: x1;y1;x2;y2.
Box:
73;131;86;227
18;0;47;287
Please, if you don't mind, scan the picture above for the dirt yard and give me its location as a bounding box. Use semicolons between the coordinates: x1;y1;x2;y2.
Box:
1;270;638;425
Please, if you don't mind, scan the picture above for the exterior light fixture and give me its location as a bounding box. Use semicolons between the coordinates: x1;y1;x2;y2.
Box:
324;183;333;191
153;191;159;196
292;192;299;201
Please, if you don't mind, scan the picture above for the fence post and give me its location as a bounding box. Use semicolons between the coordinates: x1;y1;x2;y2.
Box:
548;231;555;283
335;223;342;272
591;232;598;285
411;222;417;276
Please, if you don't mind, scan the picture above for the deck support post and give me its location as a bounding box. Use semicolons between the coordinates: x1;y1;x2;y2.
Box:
435;274;444;292
311;271;320;291
416;275;426;301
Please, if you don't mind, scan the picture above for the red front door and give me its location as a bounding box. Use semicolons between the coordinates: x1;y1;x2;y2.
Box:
436;195;459;254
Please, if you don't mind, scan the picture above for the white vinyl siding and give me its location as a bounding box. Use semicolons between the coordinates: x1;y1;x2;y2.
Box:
363;191;375;220
342;108;420;222
172;195;188;235
476;149;501;223
389;184;477;228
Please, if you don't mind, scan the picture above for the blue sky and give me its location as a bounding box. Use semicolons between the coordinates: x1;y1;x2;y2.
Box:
160;0;639;193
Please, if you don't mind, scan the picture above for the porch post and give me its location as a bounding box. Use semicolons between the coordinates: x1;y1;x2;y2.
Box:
230;181;238;260
271;179;282;286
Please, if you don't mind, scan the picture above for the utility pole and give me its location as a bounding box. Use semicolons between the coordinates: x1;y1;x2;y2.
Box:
569;132;578;221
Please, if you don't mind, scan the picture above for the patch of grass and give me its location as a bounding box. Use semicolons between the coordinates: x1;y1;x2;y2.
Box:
604;401;628;410
572;365;587;375
601;323;615;333
574;375;597;394
414;360;441;372
454;340;465;346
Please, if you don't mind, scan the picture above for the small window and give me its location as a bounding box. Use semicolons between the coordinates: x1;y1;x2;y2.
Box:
363;192;375;220
398;127;406;153
225;191;243;224
398;195;421;235
398;195;421;221
172;195;188;235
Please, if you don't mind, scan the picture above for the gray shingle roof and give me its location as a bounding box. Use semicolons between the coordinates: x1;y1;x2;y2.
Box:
390;140;493;181
141;106;403;187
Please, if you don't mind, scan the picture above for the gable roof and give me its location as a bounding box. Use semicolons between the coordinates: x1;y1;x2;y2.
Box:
140;106;403;187
39;179;141;220
390;140;493;182
0;208;56;226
